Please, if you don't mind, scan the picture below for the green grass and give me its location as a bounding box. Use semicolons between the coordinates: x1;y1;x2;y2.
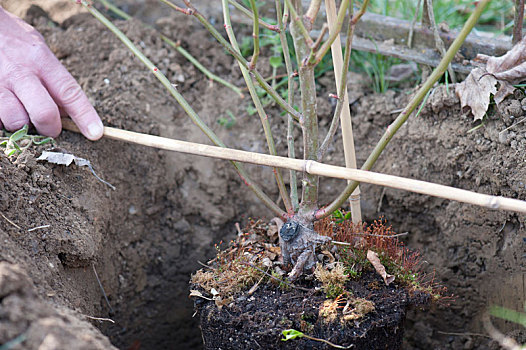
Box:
368;0;514;34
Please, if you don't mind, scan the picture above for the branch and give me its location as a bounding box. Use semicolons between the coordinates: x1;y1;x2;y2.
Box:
425;0;456;83
513;0;525;44
289;0;319;213
248;0;260;70
284;0;315;48
177;1;302;122
316;0;492;220
221;0;293;214
77;0;286;218
304;0;322;29
318;0;367;224
318;0;369;160
276;0;299;211
227;0;280;32
308;0;349;66
98;0;244;98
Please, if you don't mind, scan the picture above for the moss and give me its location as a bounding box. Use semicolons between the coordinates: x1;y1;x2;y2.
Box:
314;263;349;299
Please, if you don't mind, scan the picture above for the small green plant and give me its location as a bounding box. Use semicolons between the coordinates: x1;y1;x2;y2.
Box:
351;50;398;93
1;125;55;157
281;328;352;349
218;110;237;129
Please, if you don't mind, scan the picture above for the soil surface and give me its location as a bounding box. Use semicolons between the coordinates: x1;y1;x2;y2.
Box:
0;1;525;350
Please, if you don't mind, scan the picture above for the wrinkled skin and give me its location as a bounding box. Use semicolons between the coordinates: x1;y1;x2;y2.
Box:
279;220;331;281
0;8;103;140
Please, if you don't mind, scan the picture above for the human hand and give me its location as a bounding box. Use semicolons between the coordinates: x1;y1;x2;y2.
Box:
0;8;103;140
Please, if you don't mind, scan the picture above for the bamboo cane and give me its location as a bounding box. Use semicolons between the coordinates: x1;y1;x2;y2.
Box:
325;0;362;223
61;119;526;215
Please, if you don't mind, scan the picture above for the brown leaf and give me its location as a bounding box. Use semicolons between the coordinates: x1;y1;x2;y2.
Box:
455;68;497;121
457;35;526;121
189;290;213;300
366;250;395;286
494;81;516;105
486;35;526;79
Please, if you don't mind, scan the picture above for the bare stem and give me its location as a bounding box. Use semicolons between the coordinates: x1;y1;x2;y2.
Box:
316;0;492;220
290;0;319;215
425;0;456;83
318;0;369;160
222;0;292;214
513;0;525;44
177;2;302;122
276;0;299;211
284;0;315;47
311;24;329;51
159;0;193;14
407;0;423;48
309;0;349;66
98;0;244;97
248;0;260;70
228;0;280;32
77;0;286;218
319;0;366;224
304;0;322;29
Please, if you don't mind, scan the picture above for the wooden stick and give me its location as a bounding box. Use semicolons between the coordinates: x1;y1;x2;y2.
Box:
325;0;362;223
62;119;526;214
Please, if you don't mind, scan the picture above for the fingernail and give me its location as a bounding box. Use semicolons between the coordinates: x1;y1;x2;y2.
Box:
87;121;103;140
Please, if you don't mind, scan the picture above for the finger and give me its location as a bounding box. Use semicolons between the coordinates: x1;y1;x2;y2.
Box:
11;75;60;137
0;88;29;131
40;58;103;141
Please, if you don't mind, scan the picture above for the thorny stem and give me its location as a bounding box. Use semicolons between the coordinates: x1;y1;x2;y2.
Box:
98;0;244;97
77;0;286;219
178;1;302;122
276;0;299;211
315;0;492;220
309;0;349;66
290;0;319;215
227;0;280;32
304;0;322;29
222;0;293;214
284;0;315;48
248;0;260;70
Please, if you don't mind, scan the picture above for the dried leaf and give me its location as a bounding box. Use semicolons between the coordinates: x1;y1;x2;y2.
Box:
366;250;395;286
485;35;526;81
37;151;115;190
455;68;497;121
457;35;526;121
189;290;213;300
494;81;516;105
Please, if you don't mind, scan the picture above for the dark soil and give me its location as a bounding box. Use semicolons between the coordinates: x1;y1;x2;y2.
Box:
0;1;525;350
197;272;424;350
